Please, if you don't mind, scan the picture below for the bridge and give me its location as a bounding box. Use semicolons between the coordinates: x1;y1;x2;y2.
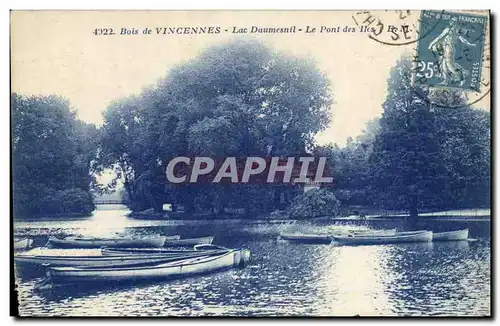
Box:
94;199;126;205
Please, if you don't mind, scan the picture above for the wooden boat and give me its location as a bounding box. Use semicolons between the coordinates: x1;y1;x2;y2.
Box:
396;230;431;236
101;244;227;256
279;233;332;244
279;229;397;244
194;244;229;251
47;235;175;248
331;230;433;245
433;229;469;241
163;236;214;247
15;251;221;268
14;238;33;251
35;249;251;288
342;229;397;236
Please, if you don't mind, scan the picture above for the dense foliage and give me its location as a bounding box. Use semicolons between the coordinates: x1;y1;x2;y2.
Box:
316;118;380;206
369;58;490;218
289;188;341;218
12;94;97;218
11;46;490;220
318;57;490;218
98;39;333;214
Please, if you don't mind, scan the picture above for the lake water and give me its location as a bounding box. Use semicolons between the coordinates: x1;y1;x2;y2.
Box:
14;205;491;317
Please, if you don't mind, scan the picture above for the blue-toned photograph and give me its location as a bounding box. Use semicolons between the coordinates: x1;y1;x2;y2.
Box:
11;10;491;317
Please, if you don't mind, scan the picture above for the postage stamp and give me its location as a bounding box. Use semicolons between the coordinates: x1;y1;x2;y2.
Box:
413;10;488;91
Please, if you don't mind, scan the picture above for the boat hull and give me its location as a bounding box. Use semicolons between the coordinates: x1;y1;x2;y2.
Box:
433;229;469;241
42;249;250;285
279;233;331;244
338;229;397;237
101;247;225;256
47;235;173;248
14;238;33;251
332;231;433;245
14;252;217;268
279;229;397;244
163;236;214;247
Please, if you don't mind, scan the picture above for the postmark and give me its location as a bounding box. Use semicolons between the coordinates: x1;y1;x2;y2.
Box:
413;10;488;92
351;10;444;46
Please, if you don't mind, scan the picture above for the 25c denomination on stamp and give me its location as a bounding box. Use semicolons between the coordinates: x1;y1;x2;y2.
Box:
414;10;488;92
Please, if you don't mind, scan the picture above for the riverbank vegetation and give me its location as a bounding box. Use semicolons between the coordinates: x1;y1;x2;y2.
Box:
12;94;97;219
11;40;491;220
318;58;490;219
97;39;332;215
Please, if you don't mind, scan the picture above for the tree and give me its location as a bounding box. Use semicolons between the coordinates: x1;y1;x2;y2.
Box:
289;188;341;218
315;118;380;206
12;93;96;218
369;57;490;219
432;91;491;208
100;39;333;214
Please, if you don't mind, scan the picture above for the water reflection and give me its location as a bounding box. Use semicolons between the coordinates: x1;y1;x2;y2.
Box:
14;209;491;317
314;245;394;316
385;241;490;316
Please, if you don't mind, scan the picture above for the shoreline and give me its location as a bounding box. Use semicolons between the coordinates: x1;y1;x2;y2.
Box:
14;207;491;223
14;215;491;226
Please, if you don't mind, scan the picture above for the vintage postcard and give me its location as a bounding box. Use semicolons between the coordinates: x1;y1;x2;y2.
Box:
11;10;491;317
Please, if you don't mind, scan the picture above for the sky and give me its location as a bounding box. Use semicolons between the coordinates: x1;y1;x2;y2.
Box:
11;10;490;146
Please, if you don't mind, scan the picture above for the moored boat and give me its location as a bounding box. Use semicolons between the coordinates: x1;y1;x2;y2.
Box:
279;229;397;244
279;233;332;244
14;238;33;251
15;250;221;268
433;229;469;241
101;246;228;256
331;230;433;245
341;229;397;236
163;236;214;247
47;235;175;248
35;248;251;289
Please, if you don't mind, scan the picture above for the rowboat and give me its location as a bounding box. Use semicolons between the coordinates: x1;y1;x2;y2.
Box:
331;230;433;245
14;250;225;268
47;235;175;248
279;229;397;244
433;229;469;241
389;230;428;236
342;229;397;236
279;233;332;244
14;238;33;251
101;244;227;256
35;249;251;288
163;236;214;247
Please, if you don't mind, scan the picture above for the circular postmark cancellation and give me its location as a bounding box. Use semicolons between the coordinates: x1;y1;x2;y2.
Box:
412;10;490;108
352;10;490;108
351;10;446;46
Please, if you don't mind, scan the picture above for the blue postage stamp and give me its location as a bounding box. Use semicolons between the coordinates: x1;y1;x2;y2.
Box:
414;10;488;91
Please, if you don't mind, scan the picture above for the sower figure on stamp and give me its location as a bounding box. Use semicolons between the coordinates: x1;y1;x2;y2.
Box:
428;17;476;86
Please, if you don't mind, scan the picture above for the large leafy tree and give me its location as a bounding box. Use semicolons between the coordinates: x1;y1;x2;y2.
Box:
100;39;333;214
432;92;491;208
12;93;97;218
316;118;380;206
369;57;490;219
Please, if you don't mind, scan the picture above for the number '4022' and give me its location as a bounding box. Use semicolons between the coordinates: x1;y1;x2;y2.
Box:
416;61;441;79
